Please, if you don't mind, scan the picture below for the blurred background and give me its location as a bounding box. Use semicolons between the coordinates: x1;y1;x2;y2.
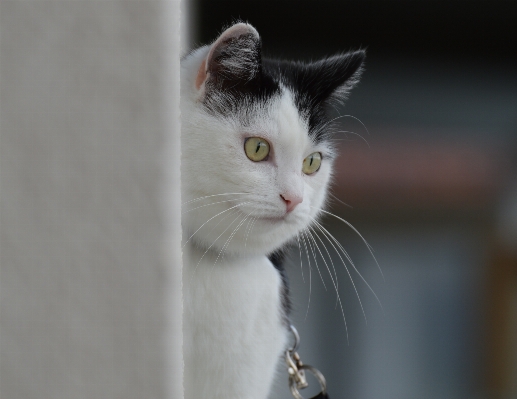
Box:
184;1;517;398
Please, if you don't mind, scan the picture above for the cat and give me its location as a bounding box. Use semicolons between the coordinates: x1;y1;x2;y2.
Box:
181;22;365;399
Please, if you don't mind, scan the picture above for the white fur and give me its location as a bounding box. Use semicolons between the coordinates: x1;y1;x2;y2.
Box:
181;36;334;399
183;246;287;399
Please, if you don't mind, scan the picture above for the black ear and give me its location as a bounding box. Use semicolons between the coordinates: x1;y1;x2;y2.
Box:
195;23;262;95
297;50;366;106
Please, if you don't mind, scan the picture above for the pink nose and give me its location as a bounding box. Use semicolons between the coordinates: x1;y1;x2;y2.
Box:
280;194;302;213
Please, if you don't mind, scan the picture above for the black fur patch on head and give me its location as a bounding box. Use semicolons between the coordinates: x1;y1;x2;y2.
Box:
202;23;282;118
262;51;365;143
207;32;261;93
204;62;281;120
202;23;365;143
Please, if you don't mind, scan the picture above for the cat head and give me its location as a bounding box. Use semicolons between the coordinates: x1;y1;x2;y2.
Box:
181;23;364;257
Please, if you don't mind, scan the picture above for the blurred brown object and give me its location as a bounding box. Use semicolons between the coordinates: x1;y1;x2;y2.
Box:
333;137;513;212
486;242;517;398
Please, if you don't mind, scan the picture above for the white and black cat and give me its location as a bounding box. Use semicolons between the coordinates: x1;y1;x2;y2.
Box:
181;22;365;399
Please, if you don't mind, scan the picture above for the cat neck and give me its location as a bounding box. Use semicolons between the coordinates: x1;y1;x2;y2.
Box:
183;239;267;268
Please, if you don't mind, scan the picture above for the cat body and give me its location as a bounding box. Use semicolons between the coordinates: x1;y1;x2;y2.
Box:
181;23;364;399
183;246;286;398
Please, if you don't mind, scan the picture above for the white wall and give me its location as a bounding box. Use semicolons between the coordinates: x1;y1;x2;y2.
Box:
0;2;182;398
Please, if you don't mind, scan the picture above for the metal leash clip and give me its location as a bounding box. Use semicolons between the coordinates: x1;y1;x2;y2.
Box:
286;325;328;399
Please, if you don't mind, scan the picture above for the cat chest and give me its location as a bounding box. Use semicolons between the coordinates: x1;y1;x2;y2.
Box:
183;249;288;398
184;252;285;331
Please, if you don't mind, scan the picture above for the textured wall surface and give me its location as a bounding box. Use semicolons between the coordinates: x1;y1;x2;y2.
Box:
0;2;182;398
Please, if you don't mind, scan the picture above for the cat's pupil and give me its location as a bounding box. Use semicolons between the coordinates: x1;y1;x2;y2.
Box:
255;144;261;153
310;156;314;166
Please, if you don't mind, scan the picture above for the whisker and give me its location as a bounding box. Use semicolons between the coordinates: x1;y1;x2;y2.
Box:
314;218;384;313
243;216;255;250
183;202;252;248
314;114;350;135
299;231;313;321
213;213;250;267
309;224;340;311
308;224;339;294
328;192;353;209
330;129;370;148
229;214;251;252
312;219;367;323
304;229;327;291
306;227;348;342
296;233;305;284
306;228;343;307
182;192;248;206
314;114;370;141
189;211;245;284
198;208;241;246
249;217;258;244
338;114;371;136
314;208;384;281
182;198;243;214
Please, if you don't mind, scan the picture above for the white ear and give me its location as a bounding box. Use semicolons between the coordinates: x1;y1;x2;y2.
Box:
195;23;261;96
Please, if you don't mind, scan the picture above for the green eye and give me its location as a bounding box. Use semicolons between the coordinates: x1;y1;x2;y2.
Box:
244;137;270;162
302;152;322;175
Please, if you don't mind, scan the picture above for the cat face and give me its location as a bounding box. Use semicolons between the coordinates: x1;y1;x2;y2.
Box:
181;23;364;257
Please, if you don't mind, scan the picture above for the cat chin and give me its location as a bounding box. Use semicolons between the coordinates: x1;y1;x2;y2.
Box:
187;216;308;257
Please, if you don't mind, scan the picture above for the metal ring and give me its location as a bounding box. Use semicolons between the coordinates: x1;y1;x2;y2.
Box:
288;324;300;353
289;364;327;399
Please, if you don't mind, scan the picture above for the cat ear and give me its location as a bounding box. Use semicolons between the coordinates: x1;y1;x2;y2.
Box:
195;23;262;96
304;50;366;106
